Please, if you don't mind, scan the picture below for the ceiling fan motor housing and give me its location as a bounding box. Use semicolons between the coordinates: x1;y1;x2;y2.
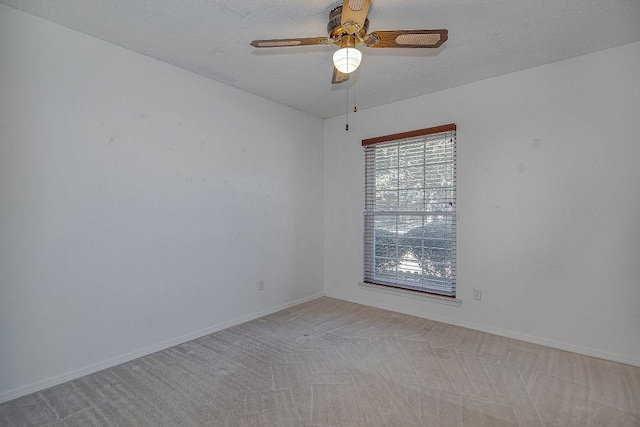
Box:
328;5;369;40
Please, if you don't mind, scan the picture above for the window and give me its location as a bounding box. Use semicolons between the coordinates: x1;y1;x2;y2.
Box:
363;124;457;297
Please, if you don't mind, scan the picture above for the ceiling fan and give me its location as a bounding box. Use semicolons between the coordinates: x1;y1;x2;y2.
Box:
250;0;448;84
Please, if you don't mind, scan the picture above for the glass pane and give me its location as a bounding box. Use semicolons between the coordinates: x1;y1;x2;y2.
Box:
375;145;398;169
424;215;454;230
375;168;398;191
399;142;424;167
398;236;423;256
425;163;454;187
419;256;454;279
422;236;450;250
425;188;455;211
374;216;397;232
375;190;398;210
421;247;452;263
397;245;422;274
397;244;421;259
396;216;422;234
399;166;423;189
374;243;397;259
425;138;453;163
374;257;397;278
399;189;423;211
374;217;398;256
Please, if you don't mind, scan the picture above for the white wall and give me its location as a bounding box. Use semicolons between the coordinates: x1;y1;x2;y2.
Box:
0;5;324;400
324;41;640;365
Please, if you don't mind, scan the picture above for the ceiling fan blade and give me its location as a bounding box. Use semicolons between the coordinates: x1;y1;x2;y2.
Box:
341;0;371;32
332;67;350;84
365;30;448;48
250;37;331;48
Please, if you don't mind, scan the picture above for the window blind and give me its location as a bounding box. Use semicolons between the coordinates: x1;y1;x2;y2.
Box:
363;124;457;297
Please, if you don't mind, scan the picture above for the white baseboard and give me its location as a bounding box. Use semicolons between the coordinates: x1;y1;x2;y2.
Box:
325;291;640;367
0;292;325;404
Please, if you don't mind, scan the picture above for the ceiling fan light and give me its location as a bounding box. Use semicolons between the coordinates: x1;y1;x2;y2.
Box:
333;47;362;74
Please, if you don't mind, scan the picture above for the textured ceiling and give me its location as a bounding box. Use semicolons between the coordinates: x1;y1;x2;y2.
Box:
2;0;640;118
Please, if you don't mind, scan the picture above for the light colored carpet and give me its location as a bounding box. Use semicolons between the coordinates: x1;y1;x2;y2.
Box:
1;297;639;426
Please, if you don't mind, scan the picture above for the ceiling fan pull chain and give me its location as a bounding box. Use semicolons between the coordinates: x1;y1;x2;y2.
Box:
354;75;358;113
345;86;349;131
345;50;349;131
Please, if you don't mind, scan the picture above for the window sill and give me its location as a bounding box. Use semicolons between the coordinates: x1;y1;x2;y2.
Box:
358;282;462;307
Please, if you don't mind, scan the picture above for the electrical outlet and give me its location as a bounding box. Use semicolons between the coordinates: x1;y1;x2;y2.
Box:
259;280;264;291
473;288;482;301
